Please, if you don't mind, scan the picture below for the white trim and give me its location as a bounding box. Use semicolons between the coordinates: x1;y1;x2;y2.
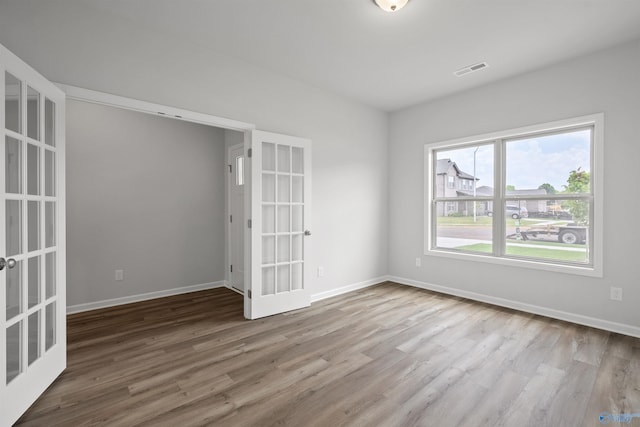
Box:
310;276;390;303
389;275;640;339
2;46;66;100
55;83;255;132
66;281;226;314
243;132;252;319
424;113;604;278
425;114;603;149
225;285;244;296
423;248;602;278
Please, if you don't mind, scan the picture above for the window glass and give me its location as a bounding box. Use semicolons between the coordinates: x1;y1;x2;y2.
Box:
428;119;597;273
5;72;21;133
435;202;493;254
506;129;591;195
436;145;493;197
45;98;56;146
27;86;40;141
504;199;589;264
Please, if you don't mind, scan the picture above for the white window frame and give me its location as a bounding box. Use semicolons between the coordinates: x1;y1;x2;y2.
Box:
424;114;604;277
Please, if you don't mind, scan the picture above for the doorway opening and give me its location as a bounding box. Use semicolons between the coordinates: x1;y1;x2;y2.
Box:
60;84;254;313
61;84;313;321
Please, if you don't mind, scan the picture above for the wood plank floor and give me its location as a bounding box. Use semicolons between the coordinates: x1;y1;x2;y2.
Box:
16;282;640;427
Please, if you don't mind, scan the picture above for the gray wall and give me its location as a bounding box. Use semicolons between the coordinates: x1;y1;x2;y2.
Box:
66;100;227;306
389;39;640;328
0;1;389;301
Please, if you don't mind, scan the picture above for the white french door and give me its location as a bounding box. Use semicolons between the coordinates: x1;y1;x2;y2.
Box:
0;44;66;426
247;131;311;319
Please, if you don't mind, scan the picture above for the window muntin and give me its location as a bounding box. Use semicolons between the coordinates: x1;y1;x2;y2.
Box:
427;117;600;274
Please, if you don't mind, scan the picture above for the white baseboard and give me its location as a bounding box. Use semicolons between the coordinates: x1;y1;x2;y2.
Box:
67;275;639;339
389;275;640;339
310;276;390;303
225;284;244;296
67;281;227;314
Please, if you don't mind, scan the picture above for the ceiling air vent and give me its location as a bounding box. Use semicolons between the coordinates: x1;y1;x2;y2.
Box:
454;62;489;77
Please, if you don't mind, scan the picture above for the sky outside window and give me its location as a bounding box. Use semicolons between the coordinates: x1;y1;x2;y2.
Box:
436;129;590;192
505;129;591;192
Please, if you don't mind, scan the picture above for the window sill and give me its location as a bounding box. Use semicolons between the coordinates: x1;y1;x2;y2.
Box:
425;247;603;278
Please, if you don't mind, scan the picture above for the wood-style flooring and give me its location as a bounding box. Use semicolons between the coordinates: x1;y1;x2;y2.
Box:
16;282;640;426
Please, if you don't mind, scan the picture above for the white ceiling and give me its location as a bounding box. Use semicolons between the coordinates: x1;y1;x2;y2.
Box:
7;1;640;112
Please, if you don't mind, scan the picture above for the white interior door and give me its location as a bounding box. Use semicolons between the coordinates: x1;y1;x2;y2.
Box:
228;144;245;292
247;130;311;319
0;44;66;426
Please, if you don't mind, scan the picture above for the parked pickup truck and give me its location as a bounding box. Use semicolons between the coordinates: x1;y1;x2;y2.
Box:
510;224;587;244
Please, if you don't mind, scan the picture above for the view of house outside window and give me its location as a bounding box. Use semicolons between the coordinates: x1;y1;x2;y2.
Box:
428;120;597;270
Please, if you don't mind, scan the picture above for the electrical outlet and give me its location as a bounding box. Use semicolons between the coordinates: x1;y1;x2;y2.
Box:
415;257;422;267
115;269;124;281
610;287;622;301
317;267;325;278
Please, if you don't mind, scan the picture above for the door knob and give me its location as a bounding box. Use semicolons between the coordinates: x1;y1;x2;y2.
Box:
0;257;16;271
304;230;312;236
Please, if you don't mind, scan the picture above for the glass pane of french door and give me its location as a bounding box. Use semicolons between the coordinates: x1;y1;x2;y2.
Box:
261;142;306;296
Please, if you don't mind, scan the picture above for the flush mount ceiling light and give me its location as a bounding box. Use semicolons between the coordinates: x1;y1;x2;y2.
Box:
373;0;409;12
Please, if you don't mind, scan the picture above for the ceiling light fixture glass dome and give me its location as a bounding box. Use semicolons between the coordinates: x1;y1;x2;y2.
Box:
373;0;409;12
